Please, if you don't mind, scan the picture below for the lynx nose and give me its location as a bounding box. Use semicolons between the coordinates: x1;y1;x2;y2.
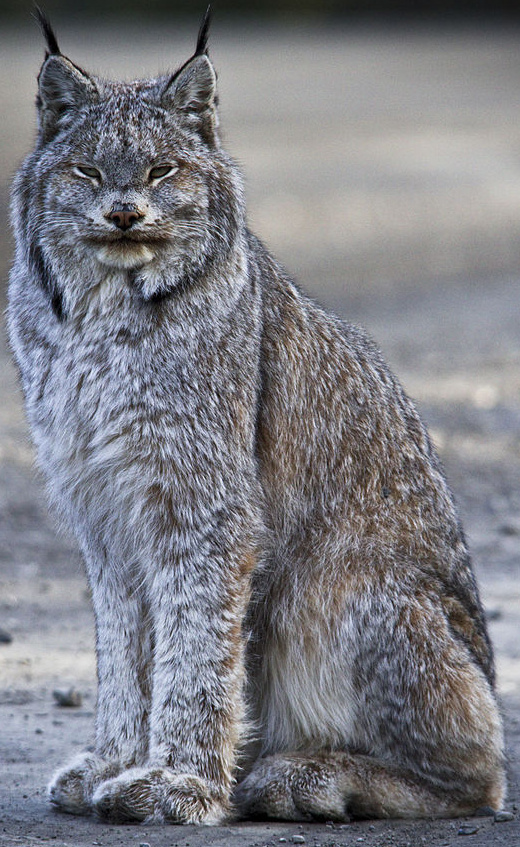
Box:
107;203;143;231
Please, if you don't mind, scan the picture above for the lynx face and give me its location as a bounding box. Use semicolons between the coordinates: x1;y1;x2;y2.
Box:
47;90;217;271
15;50;243;313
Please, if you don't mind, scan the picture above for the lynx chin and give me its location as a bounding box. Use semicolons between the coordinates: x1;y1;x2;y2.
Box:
8;9;505;827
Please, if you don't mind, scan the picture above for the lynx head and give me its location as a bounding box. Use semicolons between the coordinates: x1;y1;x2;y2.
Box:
15;8;244;317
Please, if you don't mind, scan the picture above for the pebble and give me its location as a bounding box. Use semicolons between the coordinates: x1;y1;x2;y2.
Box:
499;521;520;536
53;687;83;707
291;837;306;844
0;628;13;644
494;810;514;822
485;608;503;622
458;824;478;835
475;805;496;816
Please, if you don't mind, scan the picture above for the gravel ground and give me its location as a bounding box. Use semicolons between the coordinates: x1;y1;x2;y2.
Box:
0;20;519;847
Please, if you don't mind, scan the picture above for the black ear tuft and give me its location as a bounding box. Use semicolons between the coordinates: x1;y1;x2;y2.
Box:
195;6;211;57
33;6;61;57
160;6;217;145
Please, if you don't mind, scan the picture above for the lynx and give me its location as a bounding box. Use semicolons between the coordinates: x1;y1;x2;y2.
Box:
8;10;505;826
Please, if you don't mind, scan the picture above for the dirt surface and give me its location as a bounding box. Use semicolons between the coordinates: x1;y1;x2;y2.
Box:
1;21;519;847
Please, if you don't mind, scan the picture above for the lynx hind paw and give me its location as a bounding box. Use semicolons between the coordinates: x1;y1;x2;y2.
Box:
48;751;121;816
234;755;348;822
92;767;229;825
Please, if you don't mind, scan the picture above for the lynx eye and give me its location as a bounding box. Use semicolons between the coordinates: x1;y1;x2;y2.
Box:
74;165;102;181
148;164;176;182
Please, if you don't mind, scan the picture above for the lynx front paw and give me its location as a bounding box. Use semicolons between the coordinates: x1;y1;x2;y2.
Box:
92;767;229;825
48;751;121;816
234;755;347;822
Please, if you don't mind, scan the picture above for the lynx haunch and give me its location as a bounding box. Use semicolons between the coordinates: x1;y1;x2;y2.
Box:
8;9;505;826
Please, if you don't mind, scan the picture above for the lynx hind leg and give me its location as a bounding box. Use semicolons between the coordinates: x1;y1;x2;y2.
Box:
238;587;505;822
92;767;228;825
235;657;506;823
48;751;121;816
234;754;349;822
234;749;503;823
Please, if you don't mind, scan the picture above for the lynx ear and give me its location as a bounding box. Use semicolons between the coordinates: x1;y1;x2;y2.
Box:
166;54;216;109
161;8;218;144
35;9;98;142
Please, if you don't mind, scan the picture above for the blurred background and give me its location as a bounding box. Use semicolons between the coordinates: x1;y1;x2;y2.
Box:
1;0;520;724
1;0;519;20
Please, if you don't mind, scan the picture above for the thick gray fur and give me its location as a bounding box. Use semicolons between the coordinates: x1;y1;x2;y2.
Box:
8;15;505;826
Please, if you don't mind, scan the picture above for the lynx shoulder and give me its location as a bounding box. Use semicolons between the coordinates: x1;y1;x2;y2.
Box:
8;10;505;826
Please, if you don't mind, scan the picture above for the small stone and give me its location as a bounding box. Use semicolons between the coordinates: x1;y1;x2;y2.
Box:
499;521;520;536
485;608;503;622
53;687;83;707
279;840;287;843
0;629;13;644
458;824;478;835
291;837;306;844
475;805;496;816
139;843;151;847
494;810;514;822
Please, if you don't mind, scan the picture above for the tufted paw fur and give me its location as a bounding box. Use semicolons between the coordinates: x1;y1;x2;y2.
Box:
48;751;121;815
234;755;348;822
92;767;229;824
